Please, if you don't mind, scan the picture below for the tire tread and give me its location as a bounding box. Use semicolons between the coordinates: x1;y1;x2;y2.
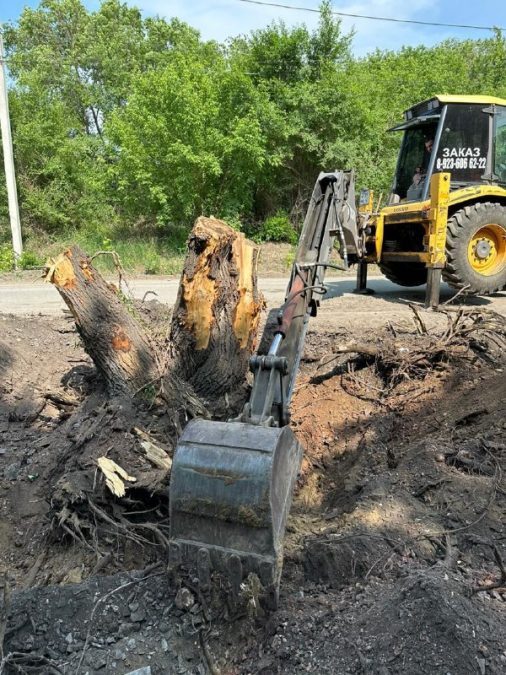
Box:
442;202;506;294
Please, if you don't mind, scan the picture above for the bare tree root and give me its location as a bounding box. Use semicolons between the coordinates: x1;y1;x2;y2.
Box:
53;490;171;565
471;545;506;594
0;651;63;675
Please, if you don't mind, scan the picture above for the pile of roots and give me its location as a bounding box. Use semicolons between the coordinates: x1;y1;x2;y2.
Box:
313;305;506;405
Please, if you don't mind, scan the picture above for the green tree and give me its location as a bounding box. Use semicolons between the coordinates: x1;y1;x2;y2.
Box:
107;49;281;225
228;1;355;222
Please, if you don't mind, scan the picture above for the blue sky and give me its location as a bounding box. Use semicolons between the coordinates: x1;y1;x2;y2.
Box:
1;0;506;55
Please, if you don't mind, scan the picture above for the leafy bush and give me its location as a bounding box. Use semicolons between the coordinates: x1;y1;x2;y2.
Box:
221;213;243;232
0;245;13;271
256;211;297;244
284;247;296;269
164;224;189;253
0;245;44;271
143;253;161;275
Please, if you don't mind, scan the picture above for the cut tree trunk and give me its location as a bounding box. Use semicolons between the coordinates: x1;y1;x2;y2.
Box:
44;218;263;560
45;246;160;395
170;216;263;400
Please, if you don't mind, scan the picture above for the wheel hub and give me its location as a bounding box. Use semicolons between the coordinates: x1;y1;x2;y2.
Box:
467;224;506;276
475;239;492;260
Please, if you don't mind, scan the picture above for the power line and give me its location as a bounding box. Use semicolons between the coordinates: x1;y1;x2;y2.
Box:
236;0;505;32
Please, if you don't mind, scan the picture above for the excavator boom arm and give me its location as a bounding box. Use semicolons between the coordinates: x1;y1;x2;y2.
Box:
243;170;358;427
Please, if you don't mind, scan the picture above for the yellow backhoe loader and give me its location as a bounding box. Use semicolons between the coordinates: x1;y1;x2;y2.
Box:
357;94;506;306
169;94;506;608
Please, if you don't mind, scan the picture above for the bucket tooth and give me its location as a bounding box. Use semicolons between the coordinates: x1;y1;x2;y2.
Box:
197;547;211;590
228;554;242;594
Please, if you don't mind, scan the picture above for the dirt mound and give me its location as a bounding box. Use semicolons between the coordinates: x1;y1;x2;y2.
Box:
2;564;230;674
248;565;505;674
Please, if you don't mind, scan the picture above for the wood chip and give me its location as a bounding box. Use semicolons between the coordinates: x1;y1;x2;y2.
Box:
44;390;79;407
132;427;172;471
97;457;137;497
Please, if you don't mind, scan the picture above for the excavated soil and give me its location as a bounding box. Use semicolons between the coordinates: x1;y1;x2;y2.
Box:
0;302;505;674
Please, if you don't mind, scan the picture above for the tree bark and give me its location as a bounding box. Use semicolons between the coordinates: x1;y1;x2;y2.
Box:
170;216;263;400
45;246;160;395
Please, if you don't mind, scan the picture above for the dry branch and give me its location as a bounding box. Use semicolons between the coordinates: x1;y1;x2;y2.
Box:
471;545;506;594
317;307;506;396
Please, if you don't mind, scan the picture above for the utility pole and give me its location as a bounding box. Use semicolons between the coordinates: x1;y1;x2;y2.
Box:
0;26;22;263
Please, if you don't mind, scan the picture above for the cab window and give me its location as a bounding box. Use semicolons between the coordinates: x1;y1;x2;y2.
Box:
494;107;506;183
435;104;489;183
393;123;437;200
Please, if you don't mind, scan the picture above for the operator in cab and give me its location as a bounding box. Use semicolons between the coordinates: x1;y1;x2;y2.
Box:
412;134;434;186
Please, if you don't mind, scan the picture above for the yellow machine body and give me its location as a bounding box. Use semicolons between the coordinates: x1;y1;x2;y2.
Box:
368;182;506;267
357;94;506;303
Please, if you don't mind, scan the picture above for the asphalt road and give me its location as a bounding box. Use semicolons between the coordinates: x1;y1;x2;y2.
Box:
0;275;505;320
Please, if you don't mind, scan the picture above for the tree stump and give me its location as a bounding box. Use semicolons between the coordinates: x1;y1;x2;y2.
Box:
44;217;263;561
170;216;263;399
45;217;263;410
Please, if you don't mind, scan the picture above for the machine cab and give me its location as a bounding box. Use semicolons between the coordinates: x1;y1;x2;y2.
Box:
389;95;506;204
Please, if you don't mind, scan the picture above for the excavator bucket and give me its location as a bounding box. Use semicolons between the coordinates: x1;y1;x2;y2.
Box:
169;418;302;607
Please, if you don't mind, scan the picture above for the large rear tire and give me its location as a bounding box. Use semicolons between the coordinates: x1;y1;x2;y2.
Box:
443;202;506;293
378;261;427;287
